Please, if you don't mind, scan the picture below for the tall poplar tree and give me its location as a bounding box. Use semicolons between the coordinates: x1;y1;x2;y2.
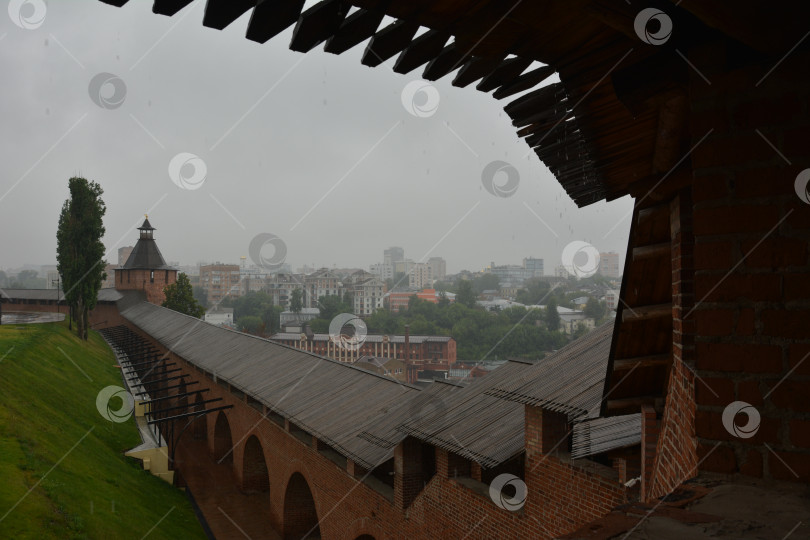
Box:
56;177;107;340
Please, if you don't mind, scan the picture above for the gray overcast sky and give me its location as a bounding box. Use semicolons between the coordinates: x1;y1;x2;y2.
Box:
0;0;632;275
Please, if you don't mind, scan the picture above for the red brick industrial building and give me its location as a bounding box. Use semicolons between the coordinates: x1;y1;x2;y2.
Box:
270;330;457;364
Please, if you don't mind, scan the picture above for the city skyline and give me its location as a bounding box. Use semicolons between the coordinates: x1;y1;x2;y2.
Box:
4;240;623;279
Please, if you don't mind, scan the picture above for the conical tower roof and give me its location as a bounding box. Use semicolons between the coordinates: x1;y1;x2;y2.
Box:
122;216;172;270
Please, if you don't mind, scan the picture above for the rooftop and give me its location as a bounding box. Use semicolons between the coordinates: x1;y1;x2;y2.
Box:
270;332;453;344
120;301;621;471
122;218;172;270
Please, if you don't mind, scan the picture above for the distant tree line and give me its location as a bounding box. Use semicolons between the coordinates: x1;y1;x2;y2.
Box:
0;269;47;289
220;291;284;336
360;296;569;362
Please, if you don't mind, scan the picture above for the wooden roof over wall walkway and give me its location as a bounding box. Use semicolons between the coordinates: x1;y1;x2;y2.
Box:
121;301;637;469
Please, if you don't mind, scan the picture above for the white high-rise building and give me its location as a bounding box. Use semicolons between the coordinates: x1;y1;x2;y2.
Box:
409;263;434;289
370;263;394;280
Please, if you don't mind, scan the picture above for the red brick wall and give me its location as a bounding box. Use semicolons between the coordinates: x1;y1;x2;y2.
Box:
645;194;699;500
115;268;176;305
122;321;629;539
524;405;627;536
688;41;810;481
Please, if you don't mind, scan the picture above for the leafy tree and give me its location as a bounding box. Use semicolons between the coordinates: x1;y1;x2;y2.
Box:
17;270;47;289
8;270;46;289
500;306;528;325
472;273;500;294
237;315;264;335
309;318;329;333
317;293;352;322
162;273;205;318
18;270;38;284
571;323;590;340
545;297;560;331
456;279;476;308
434;280;452;292
290;288;303;315
230;291;273;321
56;177;107;340
192;285;208;309
262;304;284;334
437;290;450;307
221;291;283;336
515;278;552;305
584;297;605;320
365;309;401;334
359;289;570;361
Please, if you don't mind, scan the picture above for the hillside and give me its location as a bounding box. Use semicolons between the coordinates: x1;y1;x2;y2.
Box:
0;321;207;539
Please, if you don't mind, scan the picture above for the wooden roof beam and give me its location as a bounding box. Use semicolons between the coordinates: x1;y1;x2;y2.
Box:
246;0;304;44
152;0;192;15
202;0;256;30
621;303;672;323
636;200;670;224
504;82;565;120
606;396;661;412
612;353;671;371
361;19;420;67
516;123;540;138
625;166;693;204
393;29;451;75
493;65;555;100
513;104;568;130
422;43;468;81
324;7;385;55
525;117;578;148
290;0;349;53
452;54;505;88
476;56;533;93
632;242;670;261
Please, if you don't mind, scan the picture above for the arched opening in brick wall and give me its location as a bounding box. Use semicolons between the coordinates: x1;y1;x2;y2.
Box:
193;392;206;441
283;472;320;540
213;411;233;464
241;435;269;493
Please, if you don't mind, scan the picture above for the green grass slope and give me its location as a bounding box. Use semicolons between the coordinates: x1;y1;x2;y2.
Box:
0;321;207;540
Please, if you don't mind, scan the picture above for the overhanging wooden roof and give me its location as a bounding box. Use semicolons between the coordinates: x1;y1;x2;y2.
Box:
97;1;809;206
97;0;810;423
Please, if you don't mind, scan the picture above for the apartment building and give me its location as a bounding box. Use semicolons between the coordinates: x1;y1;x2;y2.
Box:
409;263;433;289
200;263;241;305
346;271;386;316
303;268;342;308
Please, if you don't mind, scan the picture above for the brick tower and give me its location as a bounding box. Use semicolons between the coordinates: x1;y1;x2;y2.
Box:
115;215;177;305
